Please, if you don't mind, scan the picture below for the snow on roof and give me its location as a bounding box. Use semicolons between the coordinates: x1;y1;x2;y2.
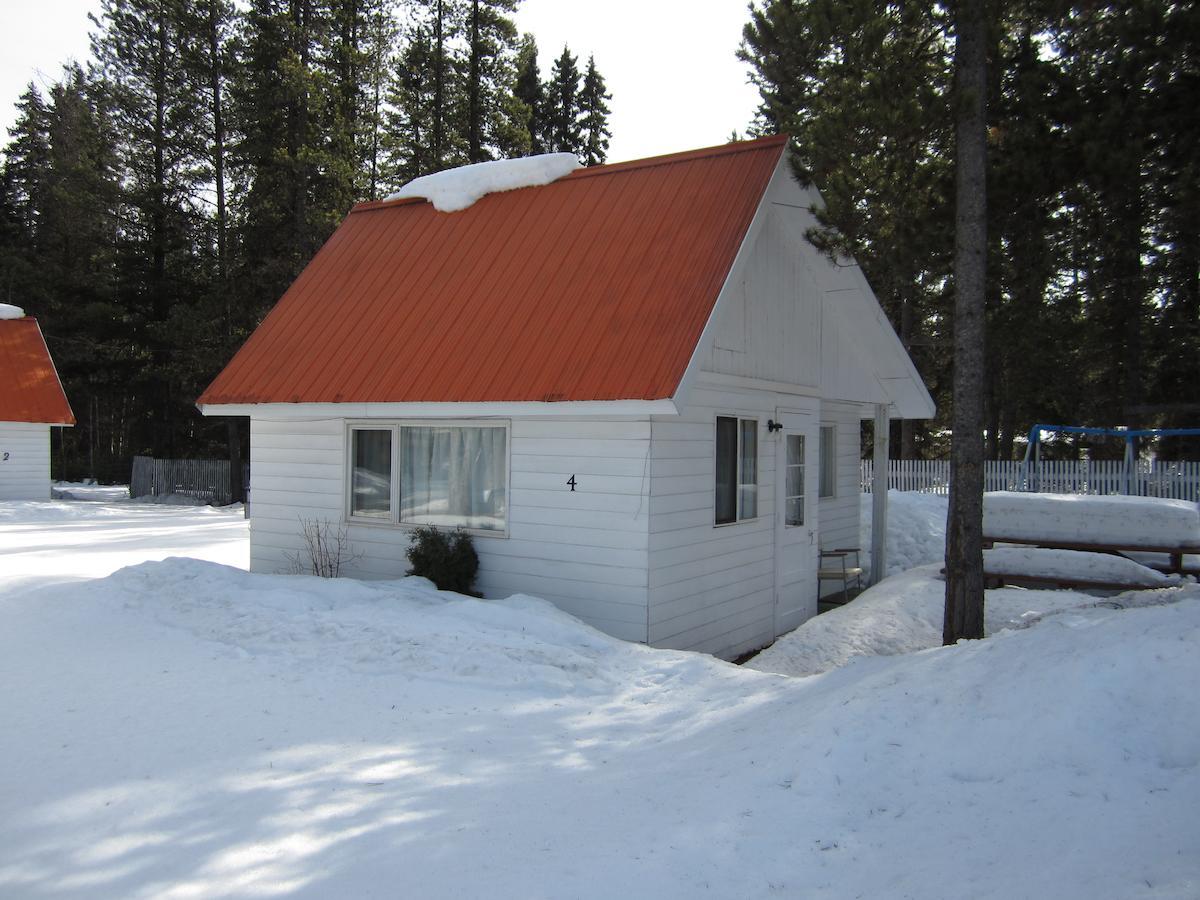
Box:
0;303;25;319
386;153;581;212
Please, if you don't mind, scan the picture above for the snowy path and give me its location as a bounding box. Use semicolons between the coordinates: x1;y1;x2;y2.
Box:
1;499;1198;898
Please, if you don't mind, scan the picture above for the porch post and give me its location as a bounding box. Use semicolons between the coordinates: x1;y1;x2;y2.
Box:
870;403;890;586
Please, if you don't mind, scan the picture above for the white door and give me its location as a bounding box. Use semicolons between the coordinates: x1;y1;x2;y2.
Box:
774;409;818;637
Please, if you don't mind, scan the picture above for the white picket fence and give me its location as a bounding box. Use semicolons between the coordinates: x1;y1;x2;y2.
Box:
861;459;1200;502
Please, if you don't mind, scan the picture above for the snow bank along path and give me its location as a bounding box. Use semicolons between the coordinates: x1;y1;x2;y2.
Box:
1;493;1199;898
859;490;948;579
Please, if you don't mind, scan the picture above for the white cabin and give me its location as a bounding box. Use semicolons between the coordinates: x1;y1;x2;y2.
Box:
199;136;933;659
0;314;74;501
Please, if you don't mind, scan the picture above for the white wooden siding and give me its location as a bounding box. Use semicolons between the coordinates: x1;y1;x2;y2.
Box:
647;382;810;660
0;422;51;500
701;209;822;388
248;416;651;643
818;401;863;597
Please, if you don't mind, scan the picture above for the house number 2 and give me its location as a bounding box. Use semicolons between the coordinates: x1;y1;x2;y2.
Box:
1;451;8;461
567;475;577;492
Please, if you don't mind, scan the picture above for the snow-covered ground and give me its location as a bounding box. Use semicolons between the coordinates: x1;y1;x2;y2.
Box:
859;489;948;579
1;489;247;594
2;495;1199;898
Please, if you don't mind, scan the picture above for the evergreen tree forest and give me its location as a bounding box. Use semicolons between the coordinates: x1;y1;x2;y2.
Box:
0;0;611;482
741;0;1199;460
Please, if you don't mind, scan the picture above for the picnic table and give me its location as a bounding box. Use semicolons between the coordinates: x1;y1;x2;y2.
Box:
980;491;1200;587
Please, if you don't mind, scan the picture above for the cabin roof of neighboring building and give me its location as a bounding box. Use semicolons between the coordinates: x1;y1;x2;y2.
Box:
0;317;75;425
198;135;790;406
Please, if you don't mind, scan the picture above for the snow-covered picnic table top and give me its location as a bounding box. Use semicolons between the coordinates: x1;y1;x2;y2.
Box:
983;491;1200;550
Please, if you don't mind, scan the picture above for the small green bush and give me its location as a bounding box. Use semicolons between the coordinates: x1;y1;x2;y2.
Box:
406;525;480;596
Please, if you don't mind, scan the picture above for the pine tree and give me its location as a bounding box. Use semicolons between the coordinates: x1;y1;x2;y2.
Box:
578;55;611;166
1148;1;1200;456
1;67;127;479
462;0;519;163
91;0;210;457
741;0;954;459
511;33;543;154
230;0;336;323
382;25;440;186
545;45;581;155
361;0;399;198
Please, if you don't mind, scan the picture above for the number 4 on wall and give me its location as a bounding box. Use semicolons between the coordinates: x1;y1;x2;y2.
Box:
567;475;577;492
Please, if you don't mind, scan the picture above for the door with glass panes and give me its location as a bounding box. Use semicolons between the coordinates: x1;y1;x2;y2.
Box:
774;409;818;636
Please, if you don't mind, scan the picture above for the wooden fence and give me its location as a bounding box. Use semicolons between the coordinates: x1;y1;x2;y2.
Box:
861;459;1200;502
130;455;234;506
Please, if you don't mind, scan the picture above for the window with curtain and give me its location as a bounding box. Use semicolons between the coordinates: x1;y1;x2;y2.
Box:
715;416;758;525
348;424;507;531
400;426;507;531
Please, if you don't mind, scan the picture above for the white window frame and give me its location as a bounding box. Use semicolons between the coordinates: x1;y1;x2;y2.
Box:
784;432;806;527
714;414;759;527
819;424;837;499
344;419;511;538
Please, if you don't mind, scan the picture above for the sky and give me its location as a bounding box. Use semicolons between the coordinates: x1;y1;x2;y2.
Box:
0;0;762;164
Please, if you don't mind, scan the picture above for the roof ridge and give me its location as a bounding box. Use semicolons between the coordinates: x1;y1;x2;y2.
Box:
564;133;789;181
350;134;789;215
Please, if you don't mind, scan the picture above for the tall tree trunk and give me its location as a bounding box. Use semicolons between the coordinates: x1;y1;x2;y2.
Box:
899;292;918;459
467;0;482;161
208;0;227;292
944;0;988;645
289;0;311;261
433;0;445;167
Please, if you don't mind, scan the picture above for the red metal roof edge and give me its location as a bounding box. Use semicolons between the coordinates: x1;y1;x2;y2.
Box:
197;134;791;408
0;316;76;425
350;134;791;215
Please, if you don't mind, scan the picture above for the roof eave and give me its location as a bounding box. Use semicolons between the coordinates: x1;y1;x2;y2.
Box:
197;399;680;419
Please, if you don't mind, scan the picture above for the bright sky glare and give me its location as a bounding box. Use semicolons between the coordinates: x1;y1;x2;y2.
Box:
0;0;762;164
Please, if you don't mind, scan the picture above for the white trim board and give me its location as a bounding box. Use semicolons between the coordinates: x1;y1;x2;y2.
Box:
199;399;679;420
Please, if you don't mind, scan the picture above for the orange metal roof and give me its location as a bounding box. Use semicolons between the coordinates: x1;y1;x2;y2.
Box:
0;317;75;425
199;134;789;406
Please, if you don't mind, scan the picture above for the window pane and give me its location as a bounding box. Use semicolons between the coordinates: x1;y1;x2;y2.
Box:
351;429;392;518
739;419;758;519
788;438;800;466
715;417;738;524
786;496;804;527
819;426;836;498
400;426;507;531
786;463;805;498
787;433;805;466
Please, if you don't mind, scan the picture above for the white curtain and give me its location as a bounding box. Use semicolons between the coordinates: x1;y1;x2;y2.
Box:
400;426;506;530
